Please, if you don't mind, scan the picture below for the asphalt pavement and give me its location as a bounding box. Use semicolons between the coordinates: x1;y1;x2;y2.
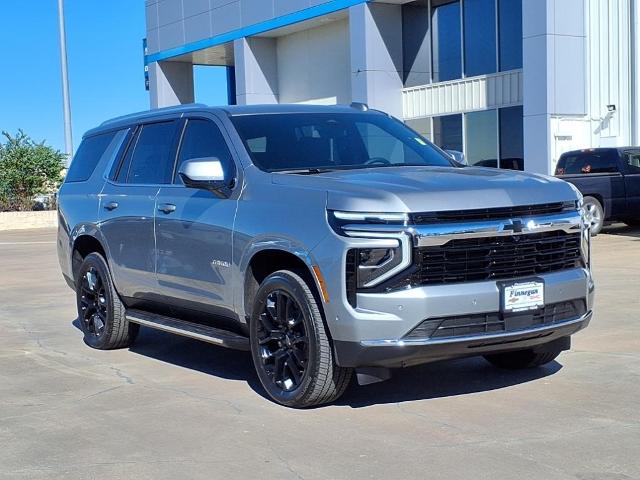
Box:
1;226;639;479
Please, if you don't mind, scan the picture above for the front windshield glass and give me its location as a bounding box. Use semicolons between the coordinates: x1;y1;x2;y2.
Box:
230;112;454;172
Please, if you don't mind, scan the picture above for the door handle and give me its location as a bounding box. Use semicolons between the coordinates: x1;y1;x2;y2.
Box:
104;201;119;211
157;203;177;214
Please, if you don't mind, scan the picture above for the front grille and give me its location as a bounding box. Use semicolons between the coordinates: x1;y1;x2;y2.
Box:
405;299;586;340
410;202;575;224
414;231;581;285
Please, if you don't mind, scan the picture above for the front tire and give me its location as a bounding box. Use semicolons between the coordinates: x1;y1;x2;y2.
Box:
583;196;604;236
76;252;138;350
250;270;352;408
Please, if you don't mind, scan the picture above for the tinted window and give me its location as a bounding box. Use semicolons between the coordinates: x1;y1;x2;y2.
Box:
464;0;497;77
499;106;524;170
66;131;117;182
432;114;463;152
499;0;523;71
231;113;452;172
556;151;619;175
432;0;462;82
123;122;177;184
625;151;640;173
356;123;425;165
466;110;498;167
176;119;234;183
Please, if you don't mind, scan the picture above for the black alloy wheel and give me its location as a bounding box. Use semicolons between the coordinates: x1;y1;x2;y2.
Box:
75;252;138;350
79;266;108;338
256;290;309;392
250;270;352;408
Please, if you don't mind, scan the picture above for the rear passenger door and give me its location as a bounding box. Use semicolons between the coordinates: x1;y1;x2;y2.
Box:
154;116;239;319
99;120;180;303
622;150;640;217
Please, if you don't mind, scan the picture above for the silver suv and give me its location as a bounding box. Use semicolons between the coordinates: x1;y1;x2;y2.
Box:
58;104;594;407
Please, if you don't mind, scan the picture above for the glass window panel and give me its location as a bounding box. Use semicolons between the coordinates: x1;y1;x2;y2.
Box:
175;119;234;184
498;0;523;71
432;114;463;152
66;131;117;182
432;0;462;82
499;106;524;170
556;151;619;174
126;122;177;184
231;113;452;171
464;0;497;77
465;110;498;167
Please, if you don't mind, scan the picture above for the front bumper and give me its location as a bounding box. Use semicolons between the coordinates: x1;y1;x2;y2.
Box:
334;310;592;368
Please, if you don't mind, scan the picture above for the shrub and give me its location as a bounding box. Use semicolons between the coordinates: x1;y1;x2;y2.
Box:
0;130;67;211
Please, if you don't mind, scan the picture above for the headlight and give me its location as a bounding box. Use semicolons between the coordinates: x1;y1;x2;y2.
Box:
328;210;408;236
352;244;405;288
331;211;413;307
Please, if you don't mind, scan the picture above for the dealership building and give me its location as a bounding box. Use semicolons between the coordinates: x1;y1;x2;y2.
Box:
144;0;640;174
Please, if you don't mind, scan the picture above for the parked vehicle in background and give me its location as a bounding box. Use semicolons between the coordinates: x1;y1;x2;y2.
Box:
555;148;640;235
58;104;594;408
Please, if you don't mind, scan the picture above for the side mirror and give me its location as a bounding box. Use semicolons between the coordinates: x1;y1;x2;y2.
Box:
178;157;233;198
445;149;467;165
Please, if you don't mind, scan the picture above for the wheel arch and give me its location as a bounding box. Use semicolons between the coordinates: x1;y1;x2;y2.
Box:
71;234;108;284
242;247;326;325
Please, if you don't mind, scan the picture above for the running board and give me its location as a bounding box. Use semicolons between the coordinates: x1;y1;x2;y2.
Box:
126;309;250;351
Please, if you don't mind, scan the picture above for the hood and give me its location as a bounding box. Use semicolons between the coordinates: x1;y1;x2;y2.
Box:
271;166;578;213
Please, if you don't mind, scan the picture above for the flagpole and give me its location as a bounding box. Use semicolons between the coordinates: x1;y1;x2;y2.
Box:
57;0;73;161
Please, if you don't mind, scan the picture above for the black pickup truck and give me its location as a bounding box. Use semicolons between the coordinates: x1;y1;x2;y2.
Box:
555;147;640;235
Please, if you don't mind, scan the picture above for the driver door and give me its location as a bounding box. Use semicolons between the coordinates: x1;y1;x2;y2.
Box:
154;116;239;319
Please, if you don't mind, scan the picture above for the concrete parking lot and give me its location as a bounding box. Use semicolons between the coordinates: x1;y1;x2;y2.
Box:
1;227;639;480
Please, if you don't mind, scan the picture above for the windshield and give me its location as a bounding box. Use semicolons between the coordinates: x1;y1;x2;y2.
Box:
230;112;454;172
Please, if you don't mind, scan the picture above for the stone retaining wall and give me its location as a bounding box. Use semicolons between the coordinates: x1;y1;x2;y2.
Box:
0;211;58;231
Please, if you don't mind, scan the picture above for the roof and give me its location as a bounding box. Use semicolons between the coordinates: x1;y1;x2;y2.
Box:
561;147;636;156
85;103;381;137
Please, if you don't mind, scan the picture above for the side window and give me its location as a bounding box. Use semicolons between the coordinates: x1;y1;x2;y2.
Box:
66;131;118;182
116;121;177;184
175;119;235;183
625;152;640;173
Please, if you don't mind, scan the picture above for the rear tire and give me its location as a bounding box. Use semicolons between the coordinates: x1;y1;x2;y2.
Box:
483;340;565;369
583;196;604;236
76;252;139;350
249;270;352;408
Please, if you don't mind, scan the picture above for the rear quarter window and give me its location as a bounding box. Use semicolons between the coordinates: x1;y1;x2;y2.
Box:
65;131;119;182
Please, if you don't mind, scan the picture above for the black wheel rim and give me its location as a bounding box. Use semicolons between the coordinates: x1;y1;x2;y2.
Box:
79;267;107;337
257;290;309;392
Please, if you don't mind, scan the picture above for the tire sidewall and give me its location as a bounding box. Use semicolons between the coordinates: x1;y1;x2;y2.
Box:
249;271;320;407
76;253;116;349
583;196;604;235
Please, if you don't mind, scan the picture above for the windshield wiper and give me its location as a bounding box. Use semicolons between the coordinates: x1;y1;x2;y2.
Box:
273;168;333;175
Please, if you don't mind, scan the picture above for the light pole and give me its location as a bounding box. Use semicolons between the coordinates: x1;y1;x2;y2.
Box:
57;0;73;161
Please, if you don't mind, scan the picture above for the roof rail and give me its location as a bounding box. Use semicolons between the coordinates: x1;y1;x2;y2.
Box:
350;102;369;112
100;103;209;127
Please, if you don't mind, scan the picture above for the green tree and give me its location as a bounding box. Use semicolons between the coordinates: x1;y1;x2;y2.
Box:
0;130;66;211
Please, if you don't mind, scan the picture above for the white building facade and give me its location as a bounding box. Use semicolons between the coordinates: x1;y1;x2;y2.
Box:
145;0;640;174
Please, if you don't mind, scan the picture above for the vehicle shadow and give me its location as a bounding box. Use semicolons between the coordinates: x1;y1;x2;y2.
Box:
73;319;562;407
336;356;561;408
601;223;640;239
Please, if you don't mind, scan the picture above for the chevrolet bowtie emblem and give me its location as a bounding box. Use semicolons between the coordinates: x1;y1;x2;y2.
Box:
503;219;525;233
